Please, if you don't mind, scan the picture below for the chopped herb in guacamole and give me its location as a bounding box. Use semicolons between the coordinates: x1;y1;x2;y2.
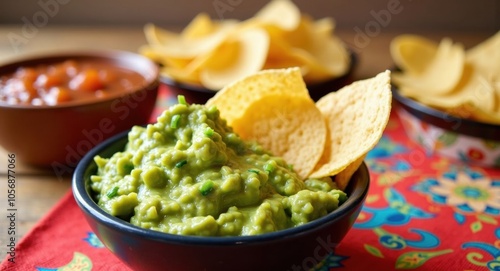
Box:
90;97;346;236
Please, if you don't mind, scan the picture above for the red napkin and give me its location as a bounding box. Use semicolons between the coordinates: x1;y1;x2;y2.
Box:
1;191;130;271
332;114;500;271
2;86;499;271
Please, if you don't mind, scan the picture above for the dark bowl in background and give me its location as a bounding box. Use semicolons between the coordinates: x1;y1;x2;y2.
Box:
161;52;358;105
0;50;159;171
72;127;370;271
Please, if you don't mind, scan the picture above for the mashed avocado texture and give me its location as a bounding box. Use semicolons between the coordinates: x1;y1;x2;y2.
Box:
90;99;347;236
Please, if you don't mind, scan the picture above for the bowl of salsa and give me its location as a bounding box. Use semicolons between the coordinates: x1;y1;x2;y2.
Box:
0;50;159;172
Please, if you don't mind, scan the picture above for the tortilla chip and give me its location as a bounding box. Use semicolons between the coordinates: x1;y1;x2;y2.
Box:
231;93;326;179
199;27;270;90
390;34;437;75
391;38;465;95
310;70;392;178
206;67;310;125
334;155;366;190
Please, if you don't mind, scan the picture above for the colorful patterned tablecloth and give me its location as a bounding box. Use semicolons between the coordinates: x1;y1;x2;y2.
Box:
1;85;499;271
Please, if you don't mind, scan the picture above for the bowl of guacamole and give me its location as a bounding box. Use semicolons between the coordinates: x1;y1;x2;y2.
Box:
72;98;370;271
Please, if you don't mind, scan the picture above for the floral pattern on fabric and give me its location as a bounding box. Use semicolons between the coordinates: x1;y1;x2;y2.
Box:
412;169;500;225
331;112;500;270
83;232;104;248
36;252;92;271
4;88;500;271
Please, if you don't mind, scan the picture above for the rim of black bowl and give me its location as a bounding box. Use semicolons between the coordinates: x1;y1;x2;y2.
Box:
392;86;500;141
73;127;370;246
159;49;358;94
160;76;217;94
0;49;159;109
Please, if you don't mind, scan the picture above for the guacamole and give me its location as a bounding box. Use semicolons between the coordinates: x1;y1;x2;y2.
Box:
90;98;347;236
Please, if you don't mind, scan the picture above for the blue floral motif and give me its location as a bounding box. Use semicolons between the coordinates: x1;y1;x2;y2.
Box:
366;136;410;175
83;232;104;248
453;212;466;225
367;136;408;160
462;241;500;270
391;160;411;171
411;169;500;217
374;228;440;250
355;188;434;229
313;253;348;270
36;252;92;271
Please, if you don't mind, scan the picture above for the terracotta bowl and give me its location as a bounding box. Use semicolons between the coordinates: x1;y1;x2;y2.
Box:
161;52;357;105
72;128;370;271
393;87;500;167
0;50;159;172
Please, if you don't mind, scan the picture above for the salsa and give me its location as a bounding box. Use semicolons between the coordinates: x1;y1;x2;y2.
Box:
90;97;347;236
0;59;147;105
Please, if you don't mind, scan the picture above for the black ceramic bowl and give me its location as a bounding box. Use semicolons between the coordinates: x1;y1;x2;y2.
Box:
393;87;500;167
72;128;370;271
161;52;357;105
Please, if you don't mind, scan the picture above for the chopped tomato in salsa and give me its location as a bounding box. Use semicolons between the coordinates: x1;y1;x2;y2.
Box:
0;60;146;105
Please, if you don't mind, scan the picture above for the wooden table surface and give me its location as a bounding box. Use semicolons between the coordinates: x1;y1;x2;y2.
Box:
0;25;495;256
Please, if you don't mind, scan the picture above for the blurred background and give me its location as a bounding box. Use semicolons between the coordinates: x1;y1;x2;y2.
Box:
0;0;498;31
0;0;498;77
